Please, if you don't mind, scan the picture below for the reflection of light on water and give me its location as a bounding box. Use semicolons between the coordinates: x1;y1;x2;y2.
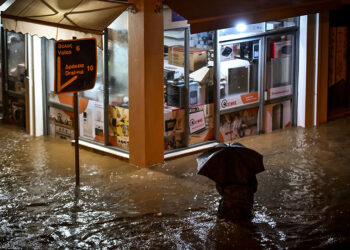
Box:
253;209;276;228
253;206;287;242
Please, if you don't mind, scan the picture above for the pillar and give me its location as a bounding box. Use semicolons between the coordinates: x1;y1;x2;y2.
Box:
316;12;329;125
128;0;164;167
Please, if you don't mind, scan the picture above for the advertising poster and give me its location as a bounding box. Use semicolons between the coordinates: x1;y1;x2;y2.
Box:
164;107;185;150
265;100;291;133
49;107;74;140
219;107;258;142
108;105;129;150
189;103;214;145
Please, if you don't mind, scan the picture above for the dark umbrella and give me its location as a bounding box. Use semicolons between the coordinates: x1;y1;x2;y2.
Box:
197;143;264;186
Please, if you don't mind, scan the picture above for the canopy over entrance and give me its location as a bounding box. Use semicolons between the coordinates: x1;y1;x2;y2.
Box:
1;0;132;47
164;0;347;33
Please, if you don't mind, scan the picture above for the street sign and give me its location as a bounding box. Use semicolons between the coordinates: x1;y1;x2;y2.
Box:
55;38;97;94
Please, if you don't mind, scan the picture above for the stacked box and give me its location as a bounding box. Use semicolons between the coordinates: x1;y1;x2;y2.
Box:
168;46;207;72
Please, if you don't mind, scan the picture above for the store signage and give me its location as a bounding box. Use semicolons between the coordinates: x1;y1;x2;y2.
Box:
220;92;259;111
266;85;292;100
55;38;97;94
189;111;206;134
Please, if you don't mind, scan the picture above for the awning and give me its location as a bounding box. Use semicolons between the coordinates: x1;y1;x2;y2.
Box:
1;0;132;47
165;0;345;33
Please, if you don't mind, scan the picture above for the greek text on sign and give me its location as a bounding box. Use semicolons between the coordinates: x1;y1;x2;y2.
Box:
55;38;97;93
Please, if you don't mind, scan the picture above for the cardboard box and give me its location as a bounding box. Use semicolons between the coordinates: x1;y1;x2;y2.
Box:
264;100;291;133
168;46;207;72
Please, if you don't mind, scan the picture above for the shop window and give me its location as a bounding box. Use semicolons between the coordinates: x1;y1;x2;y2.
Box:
46;39;73;107
164;28;186;150
188;31;215;146
43;11;130;151
219;107;258;143
7;32;25;93
219;39;260;111
78;47;105;143
265;34;294;100
45;39;105;143
6;31;26;127
107;12;129;150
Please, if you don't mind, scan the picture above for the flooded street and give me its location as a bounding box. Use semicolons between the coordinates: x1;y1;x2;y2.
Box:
1;118;350;249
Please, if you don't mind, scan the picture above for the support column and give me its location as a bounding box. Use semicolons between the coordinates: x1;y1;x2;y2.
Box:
316;12;329;125
128;0;164;167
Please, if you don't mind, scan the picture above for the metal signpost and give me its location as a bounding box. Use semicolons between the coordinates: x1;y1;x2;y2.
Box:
54;38;97;186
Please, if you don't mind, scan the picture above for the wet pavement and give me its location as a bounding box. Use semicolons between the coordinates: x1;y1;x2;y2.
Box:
1;117;350;249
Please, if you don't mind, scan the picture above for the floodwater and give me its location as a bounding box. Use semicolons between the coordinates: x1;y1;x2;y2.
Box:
1;118;350;249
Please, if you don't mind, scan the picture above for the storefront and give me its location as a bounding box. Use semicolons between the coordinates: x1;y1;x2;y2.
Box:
0;0;345;167
42;12;130;155
163;10;299;153
0;0;131;154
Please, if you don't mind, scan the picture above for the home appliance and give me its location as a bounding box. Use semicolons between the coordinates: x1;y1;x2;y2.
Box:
228;65;250;95
11;102;25;126
166;81;186;108
83;109;93;138
271;56;291;87
189;82;199;106
94;109;103;136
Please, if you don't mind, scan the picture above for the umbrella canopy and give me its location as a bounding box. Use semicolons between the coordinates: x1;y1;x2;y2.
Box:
1;0;132;48
197;143;264;186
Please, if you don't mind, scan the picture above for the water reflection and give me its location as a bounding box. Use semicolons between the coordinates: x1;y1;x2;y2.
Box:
1;118;350;248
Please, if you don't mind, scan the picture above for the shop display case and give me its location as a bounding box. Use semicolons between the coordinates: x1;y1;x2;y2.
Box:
33;12;298;156
265;34;294;100
163;28;216;150
219;39;260;111
188;31;215;146
218;19;297;139
164;28;186;150
42;11;130;151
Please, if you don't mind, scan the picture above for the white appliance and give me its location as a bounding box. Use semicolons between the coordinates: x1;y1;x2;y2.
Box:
83;109;93;138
